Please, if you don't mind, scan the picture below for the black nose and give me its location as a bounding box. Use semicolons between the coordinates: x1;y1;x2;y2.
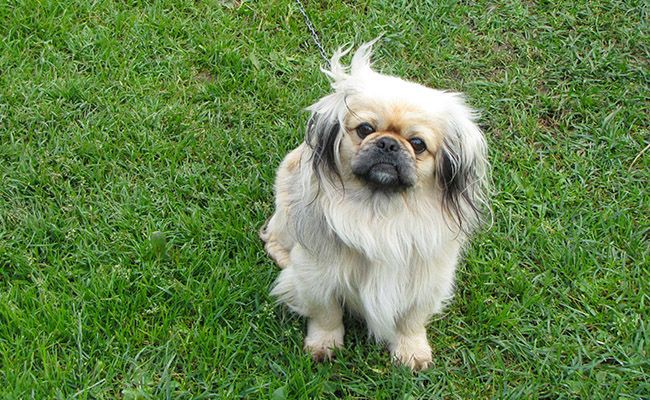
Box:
375;137;400;152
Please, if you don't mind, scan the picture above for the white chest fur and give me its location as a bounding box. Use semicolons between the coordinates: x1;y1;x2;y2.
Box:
299;189;462;340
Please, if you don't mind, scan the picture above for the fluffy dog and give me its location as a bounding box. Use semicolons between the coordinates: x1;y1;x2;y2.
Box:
260;41;489;371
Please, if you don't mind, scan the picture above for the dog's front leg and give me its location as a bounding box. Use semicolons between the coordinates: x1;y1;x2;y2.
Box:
272;245;345;362
304;298;344;362
390;308;433;371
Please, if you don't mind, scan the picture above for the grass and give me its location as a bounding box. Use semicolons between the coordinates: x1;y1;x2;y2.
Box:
0;0;648;398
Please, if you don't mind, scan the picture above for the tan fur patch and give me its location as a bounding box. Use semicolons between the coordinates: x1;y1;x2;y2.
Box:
284;148;301;172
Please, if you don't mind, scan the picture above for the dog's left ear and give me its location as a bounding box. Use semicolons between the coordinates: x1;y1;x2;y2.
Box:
438;105;490;233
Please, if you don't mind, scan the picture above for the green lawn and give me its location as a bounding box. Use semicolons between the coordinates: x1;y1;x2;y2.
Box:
1;0;648;398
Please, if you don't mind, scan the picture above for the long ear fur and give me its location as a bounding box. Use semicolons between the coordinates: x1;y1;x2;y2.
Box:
305;39;379;185
306;107;342;182
439;105;491;234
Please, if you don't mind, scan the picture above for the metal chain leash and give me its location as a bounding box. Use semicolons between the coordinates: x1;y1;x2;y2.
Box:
294;0;330;65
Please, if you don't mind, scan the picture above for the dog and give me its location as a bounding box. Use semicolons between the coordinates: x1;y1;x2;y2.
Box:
260;40;490;371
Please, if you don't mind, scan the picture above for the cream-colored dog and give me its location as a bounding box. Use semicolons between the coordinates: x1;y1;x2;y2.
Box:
260;41;489;371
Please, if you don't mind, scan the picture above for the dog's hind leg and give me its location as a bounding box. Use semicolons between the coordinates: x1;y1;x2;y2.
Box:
259;214;291;269
260;145;305;269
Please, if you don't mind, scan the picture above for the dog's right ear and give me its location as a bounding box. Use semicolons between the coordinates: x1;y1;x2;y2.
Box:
305;89;347;185
305;41;380;185
306;111;341;182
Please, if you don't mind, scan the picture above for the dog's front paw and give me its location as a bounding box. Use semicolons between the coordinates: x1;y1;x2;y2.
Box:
304;325;344;362
391;334;432;371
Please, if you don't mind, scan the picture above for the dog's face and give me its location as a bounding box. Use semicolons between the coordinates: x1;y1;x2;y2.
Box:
306;42;489;231
343;99;442;192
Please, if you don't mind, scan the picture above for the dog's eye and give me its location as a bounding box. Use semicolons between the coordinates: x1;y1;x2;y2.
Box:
409;137;427;154
356;123;375;139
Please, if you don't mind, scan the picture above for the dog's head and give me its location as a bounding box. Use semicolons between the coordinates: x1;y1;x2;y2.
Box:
306;41;490;233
